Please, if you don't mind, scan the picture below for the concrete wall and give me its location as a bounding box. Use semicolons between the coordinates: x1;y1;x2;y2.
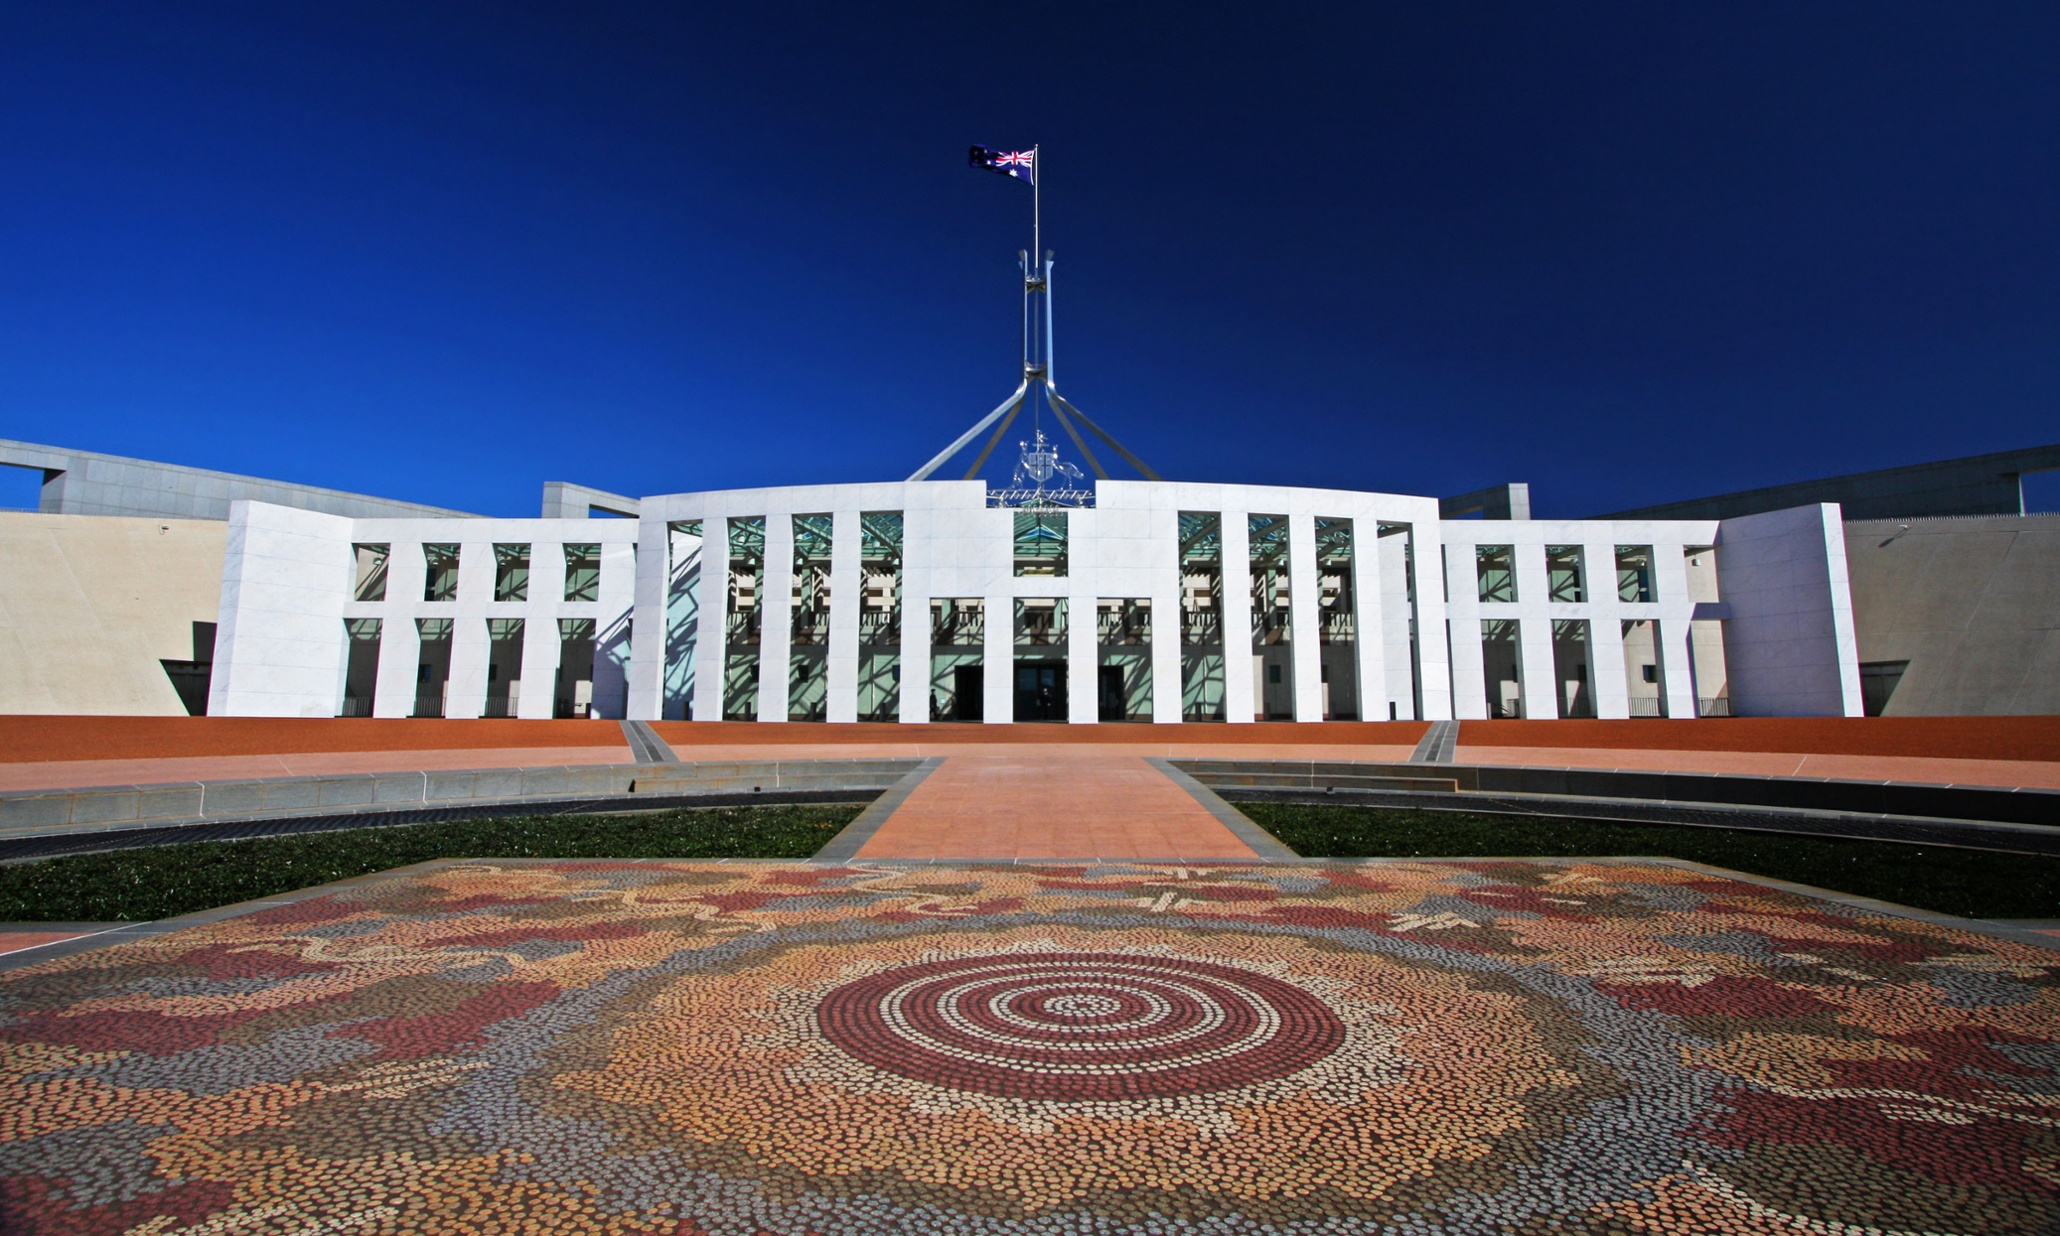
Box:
0;513;225;715
0;438;472;522
1714;504;1863;717
1843;514;2060;715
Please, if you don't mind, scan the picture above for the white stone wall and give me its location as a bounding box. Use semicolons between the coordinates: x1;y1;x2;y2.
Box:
212;485;1864;722
1714;504;1864;717
213;503;638;718
1436;518;1719;720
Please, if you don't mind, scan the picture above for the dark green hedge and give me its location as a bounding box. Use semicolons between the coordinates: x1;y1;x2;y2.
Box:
0;804;863;924
1239;802;2060;921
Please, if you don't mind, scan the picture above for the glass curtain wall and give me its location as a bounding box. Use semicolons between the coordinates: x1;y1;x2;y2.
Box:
724;517;766;720
1013;599;1068;721
930;598;984;721
1097;599;1151;721
1178;512;1225;721
663;523;700;719
340;619;380;716
1481;619;1522;718
789;514;833;721
1014;512;1068;576
1314;518;1359;720
1249;514;1294;720
858;512;904;721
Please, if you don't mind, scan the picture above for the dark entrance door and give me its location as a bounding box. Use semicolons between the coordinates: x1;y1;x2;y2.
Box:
1098;665;1126;721
1014;662;1066;721
951;665;984;721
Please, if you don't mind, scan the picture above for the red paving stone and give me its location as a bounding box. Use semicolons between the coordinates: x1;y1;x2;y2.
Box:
0;930;98;955
1454;744;2060;789
0;746;637;793
854;752;1256;860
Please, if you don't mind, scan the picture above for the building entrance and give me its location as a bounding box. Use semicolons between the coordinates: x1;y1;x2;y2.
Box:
1015;662;1066;721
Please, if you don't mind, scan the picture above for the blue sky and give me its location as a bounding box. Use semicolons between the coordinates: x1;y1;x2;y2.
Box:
2;3;2055;516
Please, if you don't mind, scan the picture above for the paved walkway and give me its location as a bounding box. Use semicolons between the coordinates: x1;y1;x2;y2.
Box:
851;752;1260;860
4;858;2055;1234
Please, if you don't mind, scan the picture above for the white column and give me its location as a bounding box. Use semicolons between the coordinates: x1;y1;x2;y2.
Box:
1442;541;1489;721
1413;523;1455;721
1220;510;1254;723
371;615;419;718
1585;538;1628;718
984;590;1012;723
759;515;794;722
826;509;862;723
516;613;561;719
692;516;728;723
1513;544;1556;719
1658;618;1699;719
1152;509;1183;723
1348;517;1389;722
1287;513;1322;722
899;569;929;724
1068;586;1097;724
626;518;668;720
446;617;490;719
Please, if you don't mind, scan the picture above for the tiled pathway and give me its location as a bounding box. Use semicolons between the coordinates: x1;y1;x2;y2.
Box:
2;858;2056;1234
850;751;1259;860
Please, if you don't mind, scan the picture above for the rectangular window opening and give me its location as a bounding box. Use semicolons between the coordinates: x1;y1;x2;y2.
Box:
1315;517;1359;720
663;523;701;720
1013;511;1068;577
422;544;460;602
1551;618;1593;719
352;544;389;602
930;598;984;722
1546;545;1585;603
789;514;834;721
1250;514;1294;720
1616;545;1655;603
556;617;597;718
724;517;766;720
340;618;381;717
1476;545;1517;603
1178;512;1225;722
563;543;601;602
484;618;525;717
494;544;530;602
1481;618;1522;718
413;618;454;717
1097;598;1152;722
859;512;905;721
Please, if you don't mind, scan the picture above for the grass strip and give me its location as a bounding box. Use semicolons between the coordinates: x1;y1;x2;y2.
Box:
0;803;864;924
1239;802;2060;921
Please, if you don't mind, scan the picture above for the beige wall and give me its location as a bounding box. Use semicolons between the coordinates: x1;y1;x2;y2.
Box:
1844;514;2060;715
0;513;227;715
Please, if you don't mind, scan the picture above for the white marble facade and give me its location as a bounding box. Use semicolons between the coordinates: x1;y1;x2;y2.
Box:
209;480;1865;720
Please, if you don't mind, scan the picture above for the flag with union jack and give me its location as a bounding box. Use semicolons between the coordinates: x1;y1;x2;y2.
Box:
969;145;1035;185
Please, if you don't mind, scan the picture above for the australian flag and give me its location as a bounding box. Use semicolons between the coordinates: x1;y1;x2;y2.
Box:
969;145;1035;185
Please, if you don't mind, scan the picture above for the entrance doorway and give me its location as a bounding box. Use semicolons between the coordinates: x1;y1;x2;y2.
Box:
950;665;985;721
1015;662;1067;721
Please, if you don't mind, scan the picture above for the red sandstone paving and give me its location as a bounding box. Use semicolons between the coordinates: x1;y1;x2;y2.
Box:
1;858;2055;1234
854;752;1256;860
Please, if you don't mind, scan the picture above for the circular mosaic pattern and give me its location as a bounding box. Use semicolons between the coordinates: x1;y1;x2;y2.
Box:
814;951;1347;1099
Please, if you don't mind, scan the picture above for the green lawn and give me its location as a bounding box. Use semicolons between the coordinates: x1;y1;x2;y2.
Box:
0;803;864;924
1238;801;2060;921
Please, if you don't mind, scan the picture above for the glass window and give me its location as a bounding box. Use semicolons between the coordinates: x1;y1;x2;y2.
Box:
423;545;459;602
563;543;600;601
494;544;530;602
1013;511;1068;577
1546;546;1585;603
1476;545;1516;603
1616;545;1654;602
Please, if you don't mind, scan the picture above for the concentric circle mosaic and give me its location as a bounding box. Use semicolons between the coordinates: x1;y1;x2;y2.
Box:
814;951;1345;1099
1;858;2057;1234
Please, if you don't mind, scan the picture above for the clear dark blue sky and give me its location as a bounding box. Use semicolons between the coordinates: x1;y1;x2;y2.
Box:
2;3;2056;516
